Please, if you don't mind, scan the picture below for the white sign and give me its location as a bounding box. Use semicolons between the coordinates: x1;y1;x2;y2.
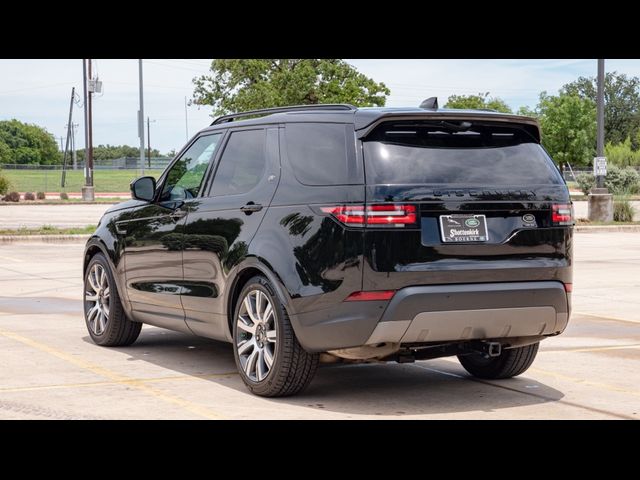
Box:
593;156;607;176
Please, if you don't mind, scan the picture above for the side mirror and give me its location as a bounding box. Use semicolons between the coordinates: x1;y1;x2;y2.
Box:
131;176;156;202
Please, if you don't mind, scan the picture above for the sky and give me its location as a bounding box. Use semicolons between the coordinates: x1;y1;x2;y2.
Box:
1;59;640;154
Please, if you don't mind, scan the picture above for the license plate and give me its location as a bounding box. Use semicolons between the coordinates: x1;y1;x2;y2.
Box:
439;214;489;243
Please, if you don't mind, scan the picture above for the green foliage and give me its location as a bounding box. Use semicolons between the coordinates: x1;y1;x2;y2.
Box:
604;165;640;194
36;191;46;200
24;192;35;201
517;105;538;117
3;191;20;202
192;59;390;115
537;92;596;166
613;198;635;222
576;166;640;194
0;119;61;165
0;169;10;195
445;92;512;113
76;144;164;161
59;192;69;200
604;137;640;167
576;172;595;195
563;72;640;147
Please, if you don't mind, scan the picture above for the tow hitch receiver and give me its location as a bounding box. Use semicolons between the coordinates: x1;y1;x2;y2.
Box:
464;341;502;359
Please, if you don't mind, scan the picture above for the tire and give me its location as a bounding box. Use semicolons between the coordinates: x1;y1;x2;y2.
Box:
232;275;318;397
83;253;141;347
457;342;539;379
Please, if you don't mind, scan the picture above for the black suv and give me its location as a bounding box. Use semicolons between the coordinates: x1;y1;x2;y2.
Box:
83;101;573;397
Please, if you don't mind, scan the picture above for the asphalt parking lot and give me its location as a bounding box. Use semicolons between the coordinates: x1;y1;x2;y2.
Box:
0;233;639;419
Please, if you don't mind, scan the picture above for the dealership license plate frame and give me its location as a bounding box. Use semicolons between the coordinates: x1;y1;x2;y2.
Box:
439;214;489;243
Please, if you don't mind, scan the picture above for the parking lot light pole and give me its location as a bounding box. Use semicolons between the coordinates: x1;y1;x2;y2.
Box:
138;59;145;177
81;59;95;201
588;59;613;221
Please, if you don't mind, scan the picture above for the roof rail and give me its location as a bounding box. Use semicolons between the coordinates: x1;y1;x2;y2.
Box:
210;104;357;125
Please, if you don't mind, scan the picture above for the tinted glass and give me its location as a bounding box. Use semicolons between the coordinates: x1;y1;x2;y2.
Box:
286;123;351;185
210;129;265;196
161;134;222;201
363;122;563;185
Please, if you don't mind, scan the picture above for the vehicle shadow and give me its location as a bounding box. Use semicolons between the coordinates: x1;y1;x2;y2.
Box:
86;327;564;417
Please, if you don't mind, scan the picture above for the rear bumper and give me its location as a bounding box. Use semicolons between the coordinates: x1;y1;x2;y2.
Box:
291;281;570;352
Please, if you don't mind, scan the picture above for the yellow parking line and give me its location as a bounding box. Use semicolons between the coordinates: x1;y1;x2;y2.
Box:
0;255;24;263
549;343;640;354
573;311;640;324
0;371;239;394
529;367;640;397
0;328;228;419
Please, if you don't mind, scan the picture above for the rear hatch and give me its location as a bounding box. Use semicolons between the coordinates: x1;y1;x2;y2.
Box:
359;118;573;291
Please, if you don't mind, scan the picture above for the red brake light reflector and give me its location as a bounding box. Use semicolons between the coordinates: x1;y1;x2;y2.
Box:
564;283;573;293
552;204;573;225
320;204;416;227
344;290;396;302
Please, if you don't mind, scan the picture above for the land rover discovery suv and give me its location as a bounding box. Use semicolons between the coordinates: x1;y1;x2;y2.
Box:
82;101;573;397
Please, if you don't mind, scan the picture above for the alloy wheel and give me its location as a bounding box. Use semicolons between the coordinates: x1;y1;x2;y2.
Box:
236;289;277;382
85;263;110;335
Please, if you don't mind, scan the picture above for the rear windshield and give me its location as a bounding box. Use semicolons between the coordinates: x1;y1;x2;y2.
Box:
363;121;564;185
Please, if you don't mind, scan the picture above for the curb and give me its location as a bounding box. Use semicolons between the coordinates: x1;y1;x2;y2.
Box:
575;225;640;233
0;234;91;243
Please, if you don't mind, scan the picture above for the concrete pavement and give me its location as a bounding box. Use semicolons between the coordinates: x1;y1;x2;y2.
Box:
0;233;639;419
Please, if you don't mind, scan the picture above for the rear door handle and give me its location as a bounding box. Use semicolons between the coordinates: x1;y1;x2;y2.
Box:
240;203;263;214
170;210;188;220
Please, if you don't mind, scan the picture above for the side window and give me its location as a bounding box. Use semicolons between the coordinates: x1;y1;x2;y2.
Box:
285;123;355;186
160;133;222;201
210;129;266;196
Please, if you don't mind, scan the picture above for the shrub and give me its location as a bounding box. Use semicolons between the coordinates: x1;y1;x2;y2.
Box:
3;191;20;202
613;198;635;222
604;165;640;194
0;170;10;195
576;172;595;195
36;191;46;200
59;192;69;200
24;192;35;201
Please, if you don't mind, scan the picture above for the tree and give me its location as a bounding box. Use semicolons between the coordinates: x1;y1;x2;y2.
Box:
537;92;596;167
562;72;640;147
76;144;164;161
444;92;512;113
192;59;390;115
516;105;538;117
0;119;61;165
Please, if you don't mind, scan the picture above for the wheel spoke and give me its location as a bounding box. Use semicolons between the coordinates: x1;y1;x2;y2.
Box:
99;267;107;289
263;345;274;368
87;269;100;292
87;304;100;323
85;293;98;302
102;302;110;317
256;349;266;381
266;329;277;343
262;302;273;324
103;287;110;299
237;339;254;355
96;311;105;334
237;317;255;334
244;349;259;378
243;296;259;324
255;291;264;321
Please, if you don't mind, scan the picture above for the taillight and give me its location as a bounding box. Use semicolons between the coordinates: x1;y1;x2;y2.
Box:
344;290;396;301
552;204;574;226
320;204;417;227
564;283;573;293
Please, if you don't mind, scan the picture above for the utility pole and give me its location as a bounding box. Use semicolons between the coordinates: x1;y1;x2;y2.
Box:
82;59;95;200
61;87;75;188
596;59;605;189
71;123;78;170
184;96;189;141
138;60;145;177
588;59;613;222
59;137;64;151
146;117;156;169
